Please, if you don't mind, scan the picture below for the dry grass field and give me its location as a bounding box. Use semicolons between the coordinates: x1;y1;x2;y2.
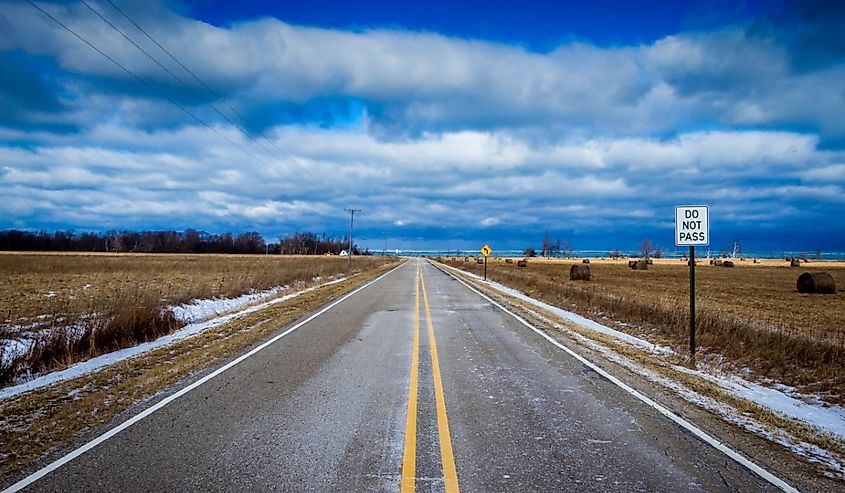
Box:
0;252;396;385
441;257;845;405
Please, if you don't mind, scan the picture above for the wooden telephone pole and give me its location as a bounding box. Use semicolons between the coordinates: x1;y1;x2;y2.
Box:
344;208;362;267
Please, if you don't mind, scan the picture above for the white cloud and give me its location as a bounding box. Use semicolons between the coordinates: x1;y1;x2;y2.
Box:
1;121;842;238
3;2;845;142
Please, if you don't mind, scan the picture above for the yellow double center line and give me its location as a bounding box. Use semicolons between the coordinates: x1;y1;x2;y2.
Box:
401;267;421;490
401;264;460;493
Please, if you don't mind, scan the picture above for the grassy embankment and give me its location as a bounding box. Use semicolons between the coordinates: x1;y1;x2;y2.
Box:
0;253;394;385
441;257;845;405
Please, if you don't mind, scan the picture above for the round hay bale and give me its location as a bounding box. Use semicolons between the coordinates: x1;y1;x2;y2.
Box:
645;259;654;265
709;259;714;265
476;258;484;264
722;260;735;268
790;258;800;267
570;264;591;281
582;258;590;264
505;258;513;264
517;260;527;268
628;260;637;269
714;259;723;266
797;272;836;294
630;260;648;270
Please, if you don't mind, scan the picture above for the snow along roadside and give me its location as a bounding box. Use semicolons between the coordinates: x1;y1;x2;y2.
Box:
0;276;350;401
439;264;845;443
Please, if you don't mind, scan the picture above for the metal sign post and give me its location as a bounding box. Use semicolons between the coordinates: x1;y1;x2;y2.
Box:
675;205;709;359
480;244;492;281
689;244;696;356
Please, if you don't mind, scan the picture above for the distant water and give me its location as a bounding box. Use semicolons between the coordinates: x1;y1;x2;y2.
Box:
375;249;845;260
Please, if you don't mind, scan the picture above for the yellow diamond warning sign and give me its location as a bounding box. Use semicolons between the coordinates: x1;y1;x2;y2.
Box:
480;244;492;257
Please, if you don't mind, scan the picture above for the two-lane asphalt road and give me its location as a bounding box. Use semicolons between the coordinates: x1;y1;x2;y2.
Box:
9;259;782;492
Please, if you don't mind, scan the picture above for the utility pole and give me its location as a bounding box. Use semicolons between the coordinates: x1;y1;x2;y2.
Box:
344;208;362;266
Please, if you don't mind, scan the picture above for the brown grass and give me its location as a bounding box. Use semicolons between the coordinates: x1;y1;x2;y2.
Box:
0;253;396;385
441;257;845;405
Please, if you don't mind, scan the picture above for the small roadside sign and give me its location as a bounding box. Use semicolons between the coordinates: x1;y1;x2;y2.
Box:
480;244;492;281
675;205;709;246
675;204;710;360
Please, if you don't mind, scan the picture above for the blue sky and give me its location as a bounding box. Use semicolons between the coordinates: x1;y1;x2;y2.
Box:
1;0;844;252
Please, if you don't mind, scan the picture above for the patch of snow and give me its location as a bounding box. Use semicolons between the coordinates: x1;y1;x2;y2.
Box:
0;276;349;401
45;291;57;298
673;365;845;441
82;284;92;290
0;339;30;364
170;285;290;324
1;319;98;367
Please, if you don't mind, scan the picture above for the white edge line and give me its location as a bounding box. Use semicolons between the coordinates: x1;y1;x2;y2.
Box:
2;261;406;493
429;260;799;493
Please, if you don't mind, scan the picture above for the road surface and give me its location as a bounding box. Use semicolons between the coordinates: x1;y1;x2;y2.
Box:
10;259;781;492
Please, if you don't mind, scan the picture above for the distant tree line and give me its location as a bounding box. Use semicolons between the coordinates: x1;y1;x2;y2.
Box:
278;231;365;255
0;229;366;255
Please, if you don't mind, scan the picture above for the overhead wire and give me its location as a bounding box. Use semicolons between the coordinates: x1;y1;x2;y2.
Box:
97;0;325;187
26;0;269;167
30;0;327;194
78;0;310;177
103;0;316;180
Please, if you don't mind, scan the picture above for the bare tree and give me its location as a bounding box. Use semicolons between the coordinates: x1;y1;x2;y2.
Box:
560;239;572;258
542;230;552;258
639;239;654;259
112;233;125;253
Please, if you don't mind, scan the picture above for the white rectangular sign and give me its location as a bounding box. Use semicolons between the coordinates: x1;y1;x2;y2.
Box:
675;205;709;246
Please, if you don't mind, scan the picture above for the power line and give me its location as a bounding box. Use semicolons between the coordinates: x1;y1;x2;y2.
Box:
344;207;362;265
27;0;268;167
99;0;324;188
104;0;249;125
77;0;293;174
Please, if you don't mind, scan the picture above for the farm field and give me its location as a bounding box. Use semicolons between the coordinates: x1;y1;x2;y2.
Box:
0;252;396;385
440;256;845;405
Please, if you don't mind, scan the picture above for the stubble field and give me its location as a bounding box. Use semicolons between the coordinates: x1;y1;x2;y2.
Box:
441;256;845;405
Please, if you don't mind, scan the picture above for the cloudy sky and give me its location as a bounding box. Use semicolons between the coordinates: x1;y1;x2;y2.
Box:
1;0;844;252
